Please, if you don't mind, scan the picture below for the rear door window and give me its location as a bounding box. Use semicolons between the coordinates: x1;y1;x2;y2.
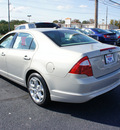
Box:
13;33;36;50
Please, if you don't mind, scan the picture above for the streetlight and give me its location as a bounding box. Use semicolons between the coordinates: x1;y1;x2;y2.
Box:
27;15;31;23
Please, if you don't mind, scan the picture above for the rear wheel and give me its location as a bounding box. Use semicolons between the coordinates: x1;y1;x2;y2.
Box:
27;73;50;106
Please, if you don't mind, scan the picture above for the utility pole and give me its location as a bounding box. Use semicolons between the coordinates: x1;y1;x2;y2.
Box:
95;0;98;28
106;6;108;29
8;0;10;31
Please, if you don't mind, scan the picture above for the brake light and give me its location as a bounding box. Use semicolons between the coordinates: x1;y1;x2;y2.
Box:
118;36;120;39
100;47;116;51
104;35;110;38
69;56;93;76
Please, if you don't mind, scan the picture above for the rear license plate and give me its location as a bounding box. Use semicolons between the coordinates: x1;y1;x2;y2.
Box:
105;54;114;64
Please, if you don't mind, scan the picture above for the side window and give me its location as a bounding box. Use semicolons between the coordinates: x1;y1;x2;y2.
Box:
13;33;36;50
30;40;36;50
28;24;36;29
0;33;15;48
15;26;20;30
20;26;25;29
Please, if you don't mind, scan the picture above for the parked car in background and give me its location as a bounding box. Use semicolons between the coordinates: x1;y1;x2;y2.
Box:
82;28;117;45
15;22;60;30
35;22;60;28
67;28;98;40
109;29;120;46
0;28;120;106
15;23;36;30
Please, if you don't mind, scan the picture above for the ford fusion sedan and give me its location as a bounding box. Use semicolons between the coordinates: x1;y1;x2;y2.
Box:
0;28;120;106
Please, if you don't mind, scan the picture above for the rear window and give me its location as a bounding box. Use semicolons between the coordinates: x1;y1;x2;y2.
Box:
83;29;94;35
43;30;97;47
35;23;59;28
92;28;112;34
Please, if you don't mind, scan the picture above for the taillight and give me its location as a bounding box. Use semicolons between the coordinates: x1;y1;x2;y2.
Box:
118;36;120;39
69;56;93;76
104;35;110;38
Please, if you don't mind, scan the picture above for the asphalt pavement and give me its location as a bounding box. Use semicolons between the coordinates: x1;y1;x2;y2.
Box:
0;75;120;130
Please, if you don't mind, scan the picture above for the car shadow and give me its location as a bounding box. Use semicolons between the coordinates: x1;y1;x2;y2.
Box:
0;75;28;93
45;87;120;128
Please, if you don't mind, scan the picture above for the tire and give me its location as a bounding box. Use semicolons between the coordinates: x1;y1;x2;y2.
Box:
27;73;50;106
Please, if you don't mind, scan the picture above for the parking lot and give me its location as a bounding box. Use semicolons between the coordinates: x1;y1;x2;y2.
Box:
0;75;120;130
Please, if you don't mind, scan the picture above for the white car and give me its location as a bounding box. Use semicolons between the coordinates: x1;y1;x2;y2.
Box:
15;23;36;30
15;22;60;30
0;28;120;106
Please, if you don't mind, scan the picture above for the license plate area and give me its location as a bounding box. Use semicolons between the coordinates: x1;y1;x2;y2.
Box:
105;53;114;64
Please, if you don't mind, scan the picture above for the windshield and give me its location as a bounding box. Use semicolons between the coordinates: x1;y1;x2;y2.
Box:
43;30;97;47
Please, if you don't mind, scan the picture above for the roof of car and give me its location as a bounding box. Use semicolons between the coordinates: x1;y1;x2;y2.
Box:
10;28;70;34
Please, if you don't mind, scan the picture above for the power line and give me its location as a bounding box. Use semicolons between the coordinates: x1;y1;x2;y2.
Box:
99;0;120;9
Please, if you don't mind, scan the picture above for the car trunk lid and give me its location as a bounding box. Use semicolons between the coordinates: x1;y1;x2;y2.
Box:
62;43;120;78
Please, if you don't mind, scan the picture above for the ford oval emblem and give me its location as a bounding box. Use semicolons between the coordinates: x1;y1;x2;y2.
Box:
109;49;112;52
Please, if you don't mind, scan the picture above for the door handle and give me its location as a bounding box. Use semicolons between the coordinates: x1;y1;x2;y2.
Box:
1;52;5;56
24;55;31;60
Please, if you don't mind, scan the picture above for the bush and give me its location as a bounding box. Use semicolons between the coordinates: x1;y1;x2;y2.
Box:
0;20;27;34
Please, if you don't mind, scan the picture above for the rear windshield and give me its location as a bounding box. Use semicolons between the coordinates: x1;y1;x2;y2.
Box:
35;23;59;28
92;28;112;34
43;30;97;47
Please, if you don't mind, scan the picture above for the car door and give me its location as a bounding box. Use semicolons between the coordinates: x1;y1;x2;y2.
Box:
0;33;16;77
6;32;36;84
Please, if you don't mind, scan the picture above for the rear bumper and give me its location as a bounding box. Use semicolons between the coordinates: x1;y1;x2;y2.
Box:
50;69;120;103
104;39;117;45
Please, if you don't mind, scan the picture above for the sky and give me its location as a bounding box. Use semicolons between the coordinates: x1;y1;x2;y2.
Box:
0;0;120;24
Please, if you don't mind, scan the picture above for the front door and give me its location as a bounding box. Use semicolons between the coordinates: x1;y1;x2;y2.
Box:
0;33;15;76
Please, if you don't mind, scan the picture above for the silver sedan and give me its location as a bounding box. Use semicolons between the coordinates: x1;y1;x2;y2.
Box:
0;28;120;106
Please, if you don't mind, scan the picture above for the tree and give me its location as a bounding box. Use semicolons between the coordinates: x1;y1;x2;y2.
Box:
53;20;59;23
0;20;27;34
58;20;65;24
118;21;120;28
0;20;8;24
71;19;81;23
115;20;118;26
82;20;90;24
110;19;114;25
89;19;94;24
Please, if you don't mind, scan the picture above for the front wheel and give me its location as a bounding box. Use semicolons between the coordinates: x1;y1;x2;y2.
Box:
27;73;50;106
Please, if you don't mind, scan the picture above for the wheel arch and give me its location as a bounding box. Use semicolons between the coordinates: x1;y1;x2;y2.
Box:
26;69;51;106
25;70;49;91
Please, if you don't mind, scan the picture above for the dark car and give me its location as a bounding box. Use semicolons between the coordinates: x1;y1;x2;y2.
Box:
35;22;60;28
109;29;120;46
67;28;98;40
80;28;98;40
82;28;117;45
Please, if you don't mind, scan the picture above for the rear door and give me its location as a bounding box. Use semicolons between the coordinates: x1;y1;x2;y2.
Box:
6;32;36;83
